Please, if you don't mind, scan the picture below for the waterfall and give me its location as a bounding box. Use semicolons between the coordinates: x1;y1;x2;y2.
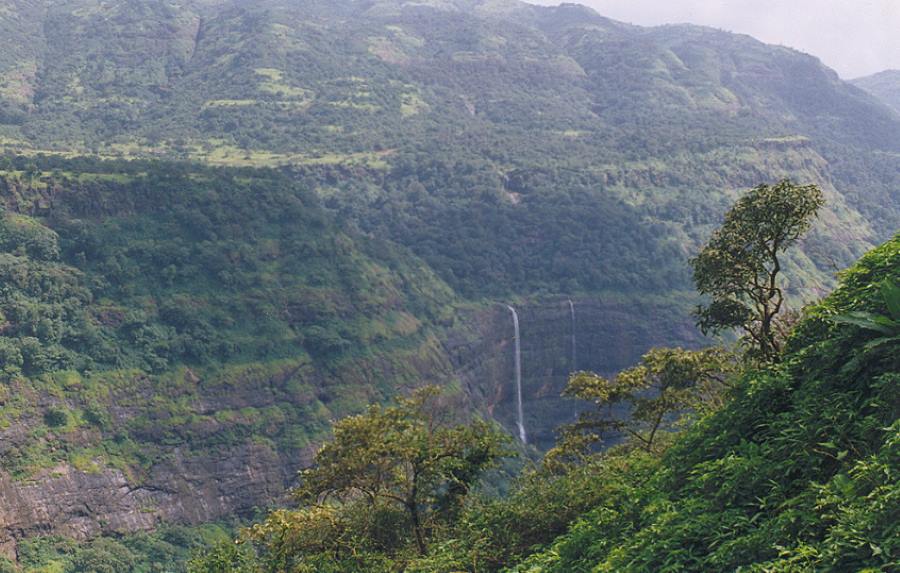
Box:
568;299;577;371
506;305;527;444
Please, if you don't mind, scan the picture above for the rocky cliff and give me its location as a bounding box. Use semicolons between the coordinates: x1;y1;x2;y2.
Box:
0;292;702;557
0;334;455;559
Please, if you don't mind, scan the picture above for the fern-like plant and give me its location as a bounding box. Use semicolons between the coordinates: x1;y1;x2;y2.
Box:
832;280;900;352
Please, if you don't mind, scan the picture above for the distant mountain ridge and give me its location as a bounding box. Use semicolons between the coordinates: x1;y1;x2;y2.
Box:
2;1;899;154
852;69;900;116
3;0;896;241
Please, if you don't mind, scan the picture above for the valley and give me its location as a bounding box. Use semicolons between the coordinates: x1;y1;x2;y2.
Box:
0;1;897;571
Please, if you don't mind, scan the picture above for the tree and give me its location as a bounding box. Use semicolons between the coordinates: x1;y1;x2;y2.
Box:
189;386;513;572
556;347;737;458
293;386;509;557
188;541;260;573
691;179;824;361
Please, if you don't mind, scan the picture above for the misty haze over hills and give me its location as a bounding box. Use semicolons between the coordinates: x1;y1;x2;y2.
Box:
531;0;900;79
853;69;900;116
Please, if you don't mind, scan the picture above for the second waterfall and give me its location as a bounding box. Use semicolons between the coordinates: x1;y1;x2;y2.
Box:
568;299;577;371
506;305;527;444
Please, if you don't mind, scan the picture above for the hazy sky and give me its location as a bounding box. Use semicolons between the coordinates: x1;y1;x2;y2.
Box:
529;0;900;78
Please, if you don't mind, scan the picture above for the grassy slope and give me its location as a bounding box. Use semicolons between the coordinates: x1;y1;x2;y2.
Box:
512;235;899;572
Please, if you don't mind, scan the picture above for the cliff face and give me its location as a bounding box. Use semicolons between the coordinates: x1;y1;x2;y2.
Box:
446;297;703;449
0;296;701;557
0;335;456;560
0;443;286;559
0;166;465;557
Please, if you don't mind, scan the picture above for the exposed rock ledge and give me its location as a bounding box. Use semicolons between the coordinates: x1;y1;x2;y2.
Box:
0;442;291;560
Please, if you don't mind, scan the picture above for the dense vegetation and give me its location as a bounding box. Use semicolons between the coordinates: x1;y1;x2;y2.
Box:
0;153;458;482
512;236;899;572
0;1;898;571
0;524;235;573
1;0;897;259
189;235;899;573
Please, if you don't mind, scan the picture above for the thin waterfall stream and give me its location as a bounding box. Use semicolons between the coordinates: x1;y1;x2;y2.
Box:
568;299;577;371
506;305;527;444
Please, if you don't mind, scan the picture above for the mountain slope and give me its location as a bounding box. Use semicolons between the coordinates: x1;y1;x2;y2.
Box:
1;0;895;259
513;235;899;572
0;156;460;556
852;69;900;116
0;0;898;565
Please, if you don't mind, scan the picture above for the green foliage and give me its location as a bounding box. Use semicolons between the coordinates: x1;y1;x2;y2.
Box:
190;387;511;571
188;542;260;573
65;537;137;573
507;234;899;572
0;156;461;488
195;235;895;572
416;449;662;572
832;280;900;353
0;1;898;567
692;179;825;361
558;346;738;455
42;407;69;428
16;525;235;573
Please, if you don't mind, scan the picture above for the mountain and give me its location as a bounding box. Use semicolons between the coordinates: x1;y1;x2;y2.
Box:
1;0;896;260
852;69;900;116
0;0;898;568
0;157;460;556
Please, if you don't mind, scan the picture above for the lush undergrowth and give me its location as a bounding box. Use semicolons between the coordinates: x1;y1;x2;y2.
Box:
1;524;235;573
507;235;899;572
189;236;898;572
0;154;457;480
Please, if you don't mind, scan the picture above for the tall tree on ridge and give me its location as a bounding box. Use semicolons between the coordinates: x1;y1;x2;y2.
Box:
691;179;824;361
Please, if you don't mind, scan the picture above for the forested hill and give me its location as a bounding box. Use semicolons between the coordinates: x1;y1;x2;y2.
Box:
508;234;900;572
852;70;900;116
1;0;898;297
0;0;898;570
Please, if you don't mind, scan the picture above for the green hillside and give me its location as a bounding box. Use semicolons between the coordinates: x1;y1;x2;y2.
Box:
0;1;897;570
1;0;897;253
181;235;898;573
511;235;899;572
0;154;457;487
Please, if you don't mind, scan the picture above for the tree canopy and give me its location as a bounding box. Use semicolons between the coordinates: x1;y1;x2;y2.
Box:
191;386;510;572
691;179;824;361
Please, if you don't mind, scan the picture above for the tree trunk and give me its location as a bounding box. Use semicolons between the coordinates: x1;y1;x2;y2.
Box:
409;499;427;556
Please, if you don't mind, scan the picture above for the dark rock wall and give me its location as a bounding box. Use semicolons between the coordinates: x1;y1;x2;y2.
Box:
446;297;704;449
0;443;286;559
0;335;454;559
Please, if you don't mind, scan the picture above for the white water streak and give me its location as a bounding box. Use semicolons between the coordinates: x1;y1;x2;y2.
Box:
506;305;527;444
